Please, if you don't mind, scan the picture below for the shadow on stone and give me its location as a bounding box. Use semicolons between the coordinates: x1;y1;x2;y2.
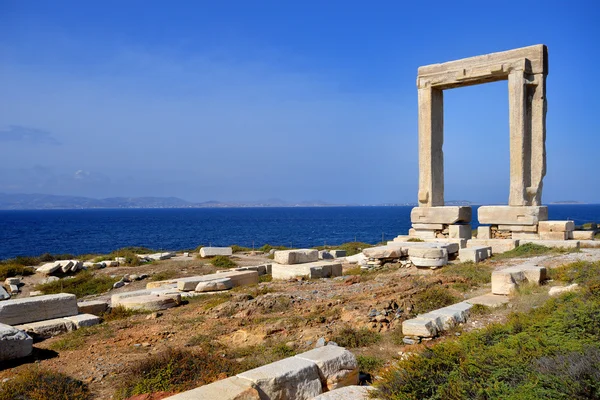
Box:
0;347;58;371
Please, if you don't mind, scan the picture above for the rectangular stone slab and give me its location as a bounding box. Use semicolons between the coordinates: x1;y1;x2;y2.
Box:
402;318;438;337
199;247;233;257
498;224;538;232
312;385;373;400
77;300;109;316
467;239;519;254
478;206;548;225
458;246;492;263
64;314;102;328
295;346;359;391
519;239;580;249
0;323;33;361
512;232;540;240
539;231;568;240
538;220;574;232
272;262;342;280
162;376;260;400
211;270;259;287
571;231;594;240
411;206;471;224
449;224;472;239
237;356;323;400
274;249;319;265
0;293;78;325
15;317;76;339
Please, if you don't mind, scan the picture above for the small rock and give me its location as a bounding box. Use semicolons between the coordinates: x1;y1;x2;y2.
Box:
41;276;60;284
122;275;132;283
142;342;151;347
403;337;418;345
146;312;163;320
315;337;326;348
129;274;140;281
139;274;149;280
8;285;19;294
4;278;20;286
113;281;125;289
327;341;338;347
29;291;43;297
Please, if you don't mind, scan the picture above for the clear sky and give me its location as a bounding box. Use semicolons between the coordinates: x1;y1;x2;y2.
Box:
1;0;598;204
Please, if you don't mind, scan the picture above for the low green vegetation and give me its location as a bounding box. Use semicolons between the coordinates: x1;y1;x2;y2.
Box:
0;367;90;400
412;286;458;315
493;242;577;260
258;244;290;253
0;253;76;267
151;270;179;281
102;306;144;322
114;348;246;399
332;327;381;348
35;271;119;298
49;325;112;351
314;241;375;256
210;255;236;268
440;261;493;290
406;238;424;242
374;260;600;400
0;263;35;280
230;245;252;253
357;354;385;375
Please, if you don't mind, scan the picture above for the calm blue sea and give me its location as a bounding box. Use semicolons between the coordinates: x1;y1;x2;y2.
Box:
0;205;598;260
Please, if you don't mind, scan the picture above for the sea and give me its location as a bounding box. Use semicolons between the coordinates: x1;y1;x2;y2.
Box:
0;205;598;260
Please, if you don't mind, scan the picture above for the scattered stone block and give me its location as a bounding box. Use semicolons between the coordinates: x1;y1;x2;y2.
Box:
407;247;447;259
478;206;548;225
274;249;319;265
410;206;472;224
409;255;447;268
111;290;153;306
146;280;178;289
491;265;547;295
272;262;342;280
519;239;580;249
29;291;43;297
420;240;463;252
15;317;76;339
466;293;510;308
467;239;519;254
295;346;359;391
570;231;594;240
312;385;373;399
0;323;33;361
458;246;492;263
118;293;181;312
195;278;233;292
200;247;233;257
163;376;260;400
64;314;102;328
402;318;438;337
4;278;20;286
36;261;62;275
319;250;334;260
329;250;347;258
237;357;323;400
211;270;259;287
449;224;472;239
8;284;19;294
0;293;78;325
538;220;574;232
0;286;10;300
114;257;126;263
362;246;402;259
477;226;491;239
78;300;109;316
549;284;579;296
344;253;367;265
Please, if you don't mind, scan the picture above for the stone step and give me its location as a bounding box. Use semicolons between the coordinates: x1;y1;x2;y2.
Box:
294;346;358;391
272;262;342;280
0;293;78;326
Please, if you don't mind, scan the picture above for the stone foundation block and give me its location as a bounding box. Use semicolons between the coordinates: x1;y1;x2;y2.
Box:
195;278;233;292
539;231;568;240
402;318;438;337
0;323;33;361
512;232;540;240
237;357;323;400
411;206;472;224
77;300;109;316
312;385;373;400
538;220;574;232
362;246;402;259
458;246;492;263
477;226;491;239
0;293;78;326
295;346;359;391
274;249;319;265
467;239;519;254
199;247;233;257
422;239;464;251
412;223;444;230
15;317;76;339
118;294;181;312
111;290;153;306
478;206;548;225
498;224;538;232
409;229;438;239
163;376;260;400
519;239;580;249
492;265;546;295
215;270;259;287
449;224;472;239
571;231;594;240
64;314;102;328
271;262;342;280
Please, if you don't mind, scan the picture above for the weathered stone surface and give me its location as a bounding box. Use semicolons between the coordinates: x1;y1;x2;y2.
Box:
0;286;10;300
498;224;538;232
5;278;20;286
402;318;438;337
36;261;61;275
412;223;444;230
0;293;78;325
421;239;463;252
538;220;574;232
449;224;472;239
64;314;102;328
411;206;472;224
0;323;33;361
549;284;579;296
163;376;260;400
329;250;347;258
362;246;402;259
458;246;492;263
409;229;437;239
213;270;259;287
539;231;568;240
427;302;472;330
15;318;76;339
295;346;359;391
319;250;333;260
519;239;580;249
77;300;108;316
477;226;491;239
272;262;342;280
312;385;373;400
344;253;367;265
200;247;233;257
111;290;153;306
512;232;540;240
478;206;548;225
467;239;519;254
237;357;322;400
407;247;447;259
492;265;547;295
571;231;594;240
118;294;181;312
274;249;319;265
410;256;447;268
195;278;233;292
466;293;510;308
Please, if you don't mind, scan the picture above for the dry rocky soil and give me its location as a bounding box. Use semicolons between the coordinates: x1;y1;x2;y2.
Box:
2;248;600;399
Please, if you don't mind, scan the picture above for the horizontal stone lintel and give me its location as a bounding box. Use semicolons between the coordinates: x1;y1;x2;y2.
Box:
411;206;472;225
478;206;548;226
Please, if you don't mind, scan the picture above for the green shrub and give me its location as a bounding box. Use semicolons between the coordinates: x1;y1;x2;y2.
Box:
0;253;76;267
440;261;493;287
494;242;577;260
258;244;289;253
210;255;236;268
151;270;179;281
231;245;252;253
103;306;143;322
186;334;223;352
259;274;273;283
551;260;600;284
0;367;90;400
357;354;385;375
35;271;119;298
0;263;34;280
412;286;458;315
374;281;600;399
114;348;246;399
335;242;374;256
48;325;110;351
271;342;296;358
332;327;381;348
407;238;424;242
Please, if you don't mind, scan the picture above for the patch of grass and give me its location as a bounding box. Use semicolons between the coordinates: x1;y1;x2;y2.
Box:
35;271;119;298
332;327;381;348
0;367;90;400
185;334;222;352
407;238;424;242
103;306;144;322
151;270;179;281
200;293;232;310
259;274;273;283
258;244;290;253
48;325;109;351
440;261;493;288
271;342;296;358
209;255;236;268
412;286;459;315
0;263;35;280
493;242;578;260
550;260;600;291
373;278;600;400
469;303;492;316
231;245;252;253
0;253;76;267
114;348;246;399
227;339;299;370
357;354;385;375
335;242;374;256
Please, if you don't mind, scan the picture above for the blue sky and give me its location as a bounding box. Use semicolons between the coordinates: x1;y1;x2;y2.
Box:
0;0;598;204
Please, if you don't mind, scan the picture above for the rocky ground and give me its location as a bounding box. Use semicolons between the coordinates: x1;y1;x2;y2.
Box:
2;248;600;399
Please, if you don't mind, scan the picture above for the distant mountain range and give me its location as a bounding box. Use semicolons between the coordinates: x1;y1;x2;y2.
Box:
0;193;345;210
